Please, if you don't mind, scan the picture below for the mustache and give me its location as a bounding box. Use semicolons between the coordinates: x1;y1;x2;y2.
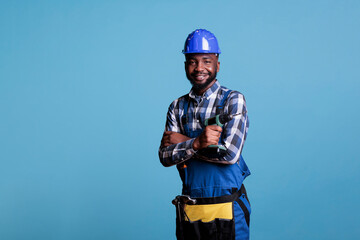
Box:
191;72;210;76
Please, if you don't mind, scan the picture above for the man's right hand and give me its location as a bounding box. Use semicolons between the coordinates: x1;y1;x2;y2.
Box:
193;125;222;151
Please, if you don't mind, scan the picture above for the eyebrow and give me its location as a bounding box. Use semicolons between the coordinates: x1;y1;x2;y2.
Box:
186;56;212;60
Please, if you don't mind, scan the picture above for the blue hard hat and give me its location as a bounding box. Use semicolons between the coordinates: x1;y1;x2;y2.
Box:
182;29;221;54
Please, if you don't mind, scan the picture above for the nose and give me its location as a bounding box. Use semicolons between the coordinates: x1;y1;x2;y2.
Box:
195;61;205;72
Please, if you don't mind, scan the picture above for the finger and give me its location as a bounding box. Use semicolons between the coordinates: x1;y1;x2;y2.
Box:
164;136;170;143
205;129;221;138
161;135;169;144
205;139;219;146
212;135;221;142
162;139;171;146
163;142;171;147
213;125;223;132
207;125;222;132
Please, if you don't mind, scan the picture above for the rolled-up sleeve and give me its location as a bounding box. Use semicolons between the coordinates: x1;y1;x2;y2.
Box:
158;100;197;167
196;92;249;165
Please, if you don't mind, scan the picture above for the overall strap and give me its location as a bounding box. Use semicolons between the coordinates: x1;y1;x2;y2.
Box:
212;89;232;147
216;89;232;114
181;95;191;135
183;95;189;116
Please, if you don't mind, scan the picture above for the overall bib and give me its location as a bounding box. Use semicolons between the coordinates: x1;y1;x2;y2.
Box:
175;89;251;240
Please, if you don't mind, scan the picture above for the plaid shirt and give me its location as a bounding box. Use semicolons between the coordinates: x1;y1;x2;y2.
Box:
159;80;249;166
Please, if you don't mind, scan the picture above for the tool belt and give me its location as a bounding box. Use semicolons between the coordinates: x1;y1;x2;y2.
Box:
173;185;250;240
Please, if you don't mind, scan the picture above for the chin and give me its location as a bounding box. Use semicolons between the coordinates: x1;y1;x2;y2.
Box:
192;80;213;91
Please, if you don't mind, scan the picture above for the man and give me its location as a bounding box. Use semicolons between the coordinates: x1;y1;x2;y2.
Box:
159;29;251;240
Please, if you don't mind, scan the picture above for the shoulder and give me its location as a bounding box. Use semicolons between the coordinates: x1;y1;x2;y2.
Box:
167;93;189;112
218;86;247;115
218;85;246;103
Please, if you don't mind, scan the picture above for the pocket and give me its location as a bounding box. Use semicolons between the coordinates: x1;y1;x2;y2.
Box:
177;202;235;240
182;218;234;240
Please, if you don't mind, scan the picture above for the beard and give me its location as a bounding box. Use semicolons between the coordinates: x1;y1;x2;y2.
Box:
187;67;218;93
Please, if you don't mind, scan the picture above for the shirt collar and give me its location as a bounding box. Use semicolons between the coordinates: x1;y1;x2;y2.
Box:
189;80;220;101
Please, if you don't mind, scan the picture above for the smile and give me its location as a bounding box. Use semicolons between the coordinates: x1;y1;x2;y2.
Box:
193;74;209;81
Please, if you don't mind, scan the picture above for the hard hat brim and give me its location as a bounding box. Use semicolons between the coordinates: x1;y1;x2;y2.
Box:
182;50;221;54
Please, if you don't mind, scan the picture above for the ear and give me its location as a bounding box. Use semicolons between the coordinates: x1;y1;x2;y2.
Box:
217;61;220;72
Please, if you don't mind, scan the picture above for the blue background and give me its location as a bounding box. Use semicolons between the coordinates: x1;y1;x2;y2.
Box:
1;0;359;239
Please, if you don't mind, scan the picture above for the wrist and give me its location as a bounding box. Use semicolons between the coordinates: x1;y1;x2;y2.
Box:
192;138;200;151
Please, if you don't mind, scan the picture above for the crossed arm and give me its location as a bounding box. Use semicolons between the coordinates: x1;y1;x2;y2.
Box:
161;125;222;150
159;93;248;167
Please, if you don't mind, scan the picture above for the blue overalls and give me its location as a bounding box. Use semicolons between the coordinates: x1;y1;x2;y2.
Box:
175;89;251;240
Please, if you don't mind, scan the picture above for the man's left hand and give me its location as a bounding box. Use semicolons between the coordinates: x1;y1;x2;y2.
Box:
161;131;191;147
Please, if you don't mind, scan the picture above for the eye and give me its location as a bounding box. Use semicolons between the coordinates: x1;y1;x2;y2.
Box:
204;60;211;64
188;60;196;65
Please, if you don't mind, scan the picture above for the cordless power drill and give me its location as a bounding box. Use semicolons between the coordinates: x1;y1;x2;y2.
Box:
203;112;244;154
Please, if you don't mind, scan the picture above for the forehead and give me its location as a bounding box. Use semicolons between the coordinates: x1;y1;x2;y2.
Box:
185;53;218;60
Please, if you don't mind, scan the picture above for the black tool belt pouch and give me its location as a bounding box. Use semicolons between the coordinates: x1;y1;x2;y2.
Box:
175;185;249;240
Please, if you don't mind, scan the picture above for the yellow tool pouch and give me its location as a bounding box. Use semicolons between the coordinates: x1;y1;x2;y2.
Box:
184;202;233;222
